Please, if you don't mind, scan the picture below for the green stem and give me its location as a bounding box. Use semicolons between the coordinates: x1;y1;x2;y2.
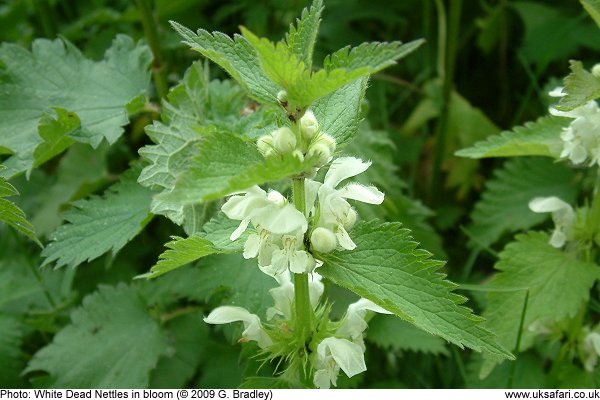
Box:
430;0;462;204
135;0;168;99
292;178;312;343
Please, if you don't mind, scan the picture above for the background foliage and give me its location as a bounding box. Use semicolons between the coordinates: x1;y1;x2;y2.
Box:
1;0;600;389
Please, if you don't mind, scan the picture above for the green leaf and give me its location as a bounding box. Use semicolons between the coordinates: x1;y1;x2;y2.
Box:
455;115;567;159
26;284;167;388
285;0;323;69
582;0;600;28
157;131;312;205
242;26;422;108
367;314;449;355
0;35;151;177
138;61;278;225
557;60;600;111
467;157;577;248
0;314;25;387
32;108;78;170
312;78;368;146
169;21;279;105
0;166;41;246
42;165;153;269
318;220;512;358
150;313;209;388
482;232;600;372
324;39;424;73
197;254;276;316
142;235;220;279
201;212;248;253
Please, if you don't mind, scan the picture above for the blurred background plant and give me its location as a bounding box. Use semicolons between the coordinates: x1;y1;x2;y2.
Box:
1;0;600;389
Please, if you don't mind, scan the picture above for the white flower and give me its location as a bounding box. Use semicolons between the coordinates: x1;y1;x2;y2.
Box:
269;230;316;274
549;88;600;167
243;227;278;266
308;157;384;251
529;196;575;248
583;331;600;372
222;186;307;240
336;299;392;346
313;337;366;389
204;306;272;349
266;271;324;320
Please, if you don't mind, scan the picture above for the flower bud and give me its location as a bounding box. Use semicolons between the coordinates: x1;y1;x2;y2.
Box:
593;64;600;78
277;90;288;104
307;142;332;166
257;135;274;157
300;110;319;140
272;127;297;153
310;227;337;253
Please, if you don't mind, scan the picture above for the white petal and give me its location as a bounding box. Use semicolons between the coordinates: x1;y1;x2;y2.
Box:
337;299;392;339
324;157;371;188
548;87;565;98
257;243;278;267
308;273;325;308
549;229;567;248
242;233;260;258
529;196;572;214
338;183;384;204
204;306;272;349
268;281;295;320
305;179;322;215
288;251;310;274
204;306;255;325
221;187;267;220
336;225;356;250
313;369;333;389
252;204;308;234
318;337;366;378
232;218;251;241
269;249;289;274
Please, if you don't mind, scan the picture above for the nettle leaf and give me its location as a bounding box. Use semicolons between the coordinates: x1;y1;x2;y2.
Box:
557;60;600;111
169;21;279;105
324;39;424;73
32;108;78;170
142;236;220;279
242;26;422;109
285;0;323;69
26;284;167;388
312;78;368;147
0;35;151;177
482;232;600;374
318;220;512;358
367;314;449;355
198;254;276;316
0;166;41;246
0;314;25;387
582;0;600;28
138;61;278;225
455;115;567;159
143;212;247;279
467;157;577;248
42;165;153;269
157;130;312;205
150;313;209;389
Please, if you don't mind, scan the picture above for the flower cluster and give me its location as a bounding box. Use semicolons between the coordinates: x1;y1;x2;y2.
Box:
256;109;336;167
203;270;391;389
549;87;600;167
209;111;389;388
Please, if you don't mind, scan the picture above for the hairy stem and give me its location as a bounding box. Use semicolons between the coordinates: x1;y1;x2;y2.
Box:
135;0;169;99
292;178;313;344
